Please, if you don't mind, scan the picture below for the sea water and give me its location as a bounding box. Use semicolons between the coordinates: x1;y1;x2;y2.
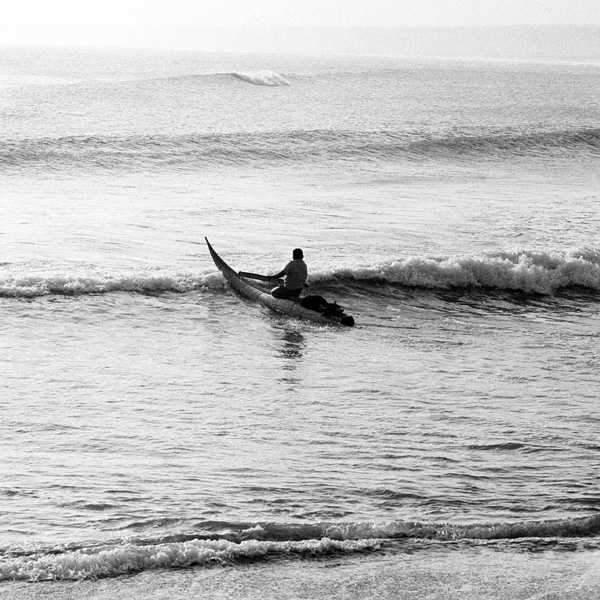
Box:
1;42;600;593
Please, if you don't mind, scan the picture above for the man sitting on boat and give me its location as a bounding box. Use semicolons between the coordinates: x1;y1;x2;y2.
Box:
270;248;308;299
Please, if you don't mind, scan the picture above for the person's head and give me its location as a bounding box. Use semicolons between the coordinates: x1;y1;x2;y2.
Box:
293;248;304;260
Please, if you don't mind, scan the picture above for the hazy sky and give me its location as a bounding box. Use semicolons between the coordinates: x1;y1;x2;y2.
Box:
1;0;599;49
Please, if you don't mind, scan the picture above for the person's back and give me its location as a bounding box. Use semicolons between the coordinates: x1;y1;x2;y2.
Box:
283;257;307;290
271;248;308;299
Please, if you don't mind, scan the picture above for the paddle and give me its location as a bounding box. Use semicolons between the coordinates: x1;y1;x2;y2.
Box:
238;271;281;283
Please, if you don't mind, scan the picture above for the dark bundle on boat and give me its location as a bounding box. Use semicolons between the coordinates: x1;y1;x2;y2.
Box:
300;295;355;326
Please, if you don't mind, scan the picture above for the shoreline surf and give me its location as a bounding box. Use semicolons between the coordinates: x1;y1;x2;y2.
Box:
3;544;600;599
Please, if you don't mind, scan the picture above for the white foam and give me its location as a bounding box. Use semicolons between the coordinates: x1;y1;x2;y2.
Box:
0;538;380;581
331;247;600;294
0;270;224;298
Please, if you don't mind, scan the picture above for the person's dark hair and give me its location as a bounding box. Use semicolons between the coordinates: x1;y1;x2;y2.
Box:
293;248;304;260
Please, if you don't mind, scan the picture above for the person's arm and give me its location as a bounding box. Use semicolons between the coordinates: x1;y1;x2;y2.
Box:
271;263;288;279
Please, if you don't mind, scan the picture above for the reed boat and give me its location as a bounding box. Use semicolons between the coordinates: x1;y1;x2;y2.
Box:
206;238;354;326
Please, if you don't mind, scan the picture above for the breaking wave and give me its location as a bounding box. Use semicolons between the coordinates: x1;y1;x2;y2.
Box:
232;70;290;86
3;247;600;298
2;515;600;581
329;247;600;295
0;269;222;298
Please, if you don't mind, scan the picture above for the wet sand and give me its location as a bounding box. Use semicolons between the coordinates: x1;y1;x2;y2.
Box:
3;548;600;600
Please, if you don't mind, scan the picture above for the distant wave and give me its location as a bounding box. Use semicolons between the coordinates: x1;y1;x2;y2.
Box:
3;248;600;298
1;515;599;581
2;128;598;172
145;70;290;86
232;70;290;86
114;70;290;86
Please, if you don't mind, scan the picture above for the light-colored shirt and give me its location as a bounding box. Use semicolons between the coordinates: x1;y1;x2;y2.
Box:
283;259;307;290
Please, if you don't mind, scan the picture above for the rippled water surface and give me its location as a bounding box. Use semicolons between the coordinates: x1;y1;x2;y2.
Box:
1;45;600;582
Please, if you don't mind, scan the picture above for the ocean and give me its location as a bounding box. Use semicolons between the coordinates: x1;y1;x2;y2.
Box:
1;39;600;598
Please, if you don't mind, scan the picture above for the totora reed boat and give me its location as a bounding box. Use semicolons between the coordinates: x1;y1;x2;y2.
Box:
206;238;355;326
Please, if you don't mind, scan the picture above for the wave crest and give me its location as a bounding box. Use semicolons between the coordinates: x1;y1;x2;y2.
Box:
0;270;223;298
331;247;600;294
2;515;600;581
0;537;378;581
2;128;598;172
3;248;600;299
232;70;290;86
